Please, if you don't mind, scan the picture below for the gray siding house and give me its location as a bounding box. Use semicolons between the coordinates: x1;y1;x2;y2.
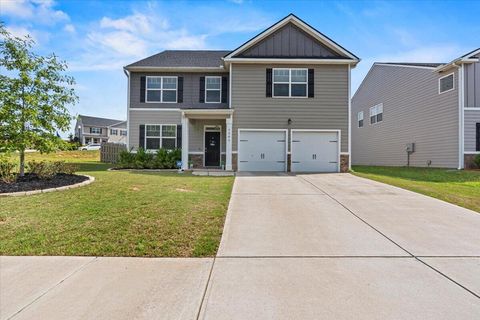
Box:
75;115;127;145
352;48;480;169
124;14;359;172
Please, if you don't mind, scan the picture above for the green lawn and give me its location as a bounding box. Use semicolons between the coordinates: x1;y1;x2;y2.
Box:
352;166;480;213
0;151;234;257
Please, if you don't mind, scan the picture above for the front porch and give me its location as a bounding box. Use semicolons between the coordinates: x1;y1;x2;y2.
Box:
181;109;234;171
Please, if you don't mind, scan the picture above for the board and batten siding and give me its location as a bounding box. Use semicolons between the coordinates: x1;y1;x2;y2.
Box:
352;65;459;168
129;72;228;109
465;56;480;108
231;63;349;152
464;110;480;152
128;110;181;149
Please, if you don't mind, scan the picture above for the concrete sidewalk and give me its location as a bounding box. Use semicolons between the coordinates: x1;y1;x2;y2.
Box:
1;173;480;319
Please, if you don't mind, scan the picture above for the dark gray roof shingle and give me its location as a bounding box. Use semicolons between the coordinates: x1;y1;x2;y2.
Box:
126;50;230;68
79;115;125;127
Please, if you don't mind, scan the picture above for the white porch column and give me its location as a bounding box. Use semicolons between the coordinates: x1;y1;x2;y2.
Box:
181;112;189;170
225;115;233;171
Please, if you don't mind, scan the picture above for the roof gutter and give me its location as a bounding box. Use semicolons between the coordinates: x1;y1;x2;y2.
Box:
435;57;479;73
123;66;226;72
223;57;359;67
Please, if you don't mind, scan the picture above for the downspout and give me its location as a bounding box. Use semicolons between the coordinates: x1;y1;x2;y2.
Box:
348;64;352;170
123;68;130;150
455;62;465;169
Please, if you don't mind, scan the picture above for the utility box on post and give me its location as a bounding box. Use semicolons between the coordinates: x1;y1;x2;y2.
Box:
406;143;415;166
406;143;415;153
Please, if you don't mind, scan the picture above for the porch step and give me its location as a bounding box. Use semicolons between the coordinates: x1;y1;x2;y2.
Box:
192;170;235;176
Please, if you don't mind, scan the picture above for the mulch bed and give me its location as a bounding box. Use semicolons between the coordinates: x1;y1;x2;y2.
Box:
0;173;89;193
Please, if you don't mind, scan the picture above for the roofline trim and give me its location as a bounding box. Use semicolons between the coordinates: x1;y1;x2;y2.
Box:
435;48;480;73
124;66;226;72
374;63;438;70
223;58;358;65
223;13;359;61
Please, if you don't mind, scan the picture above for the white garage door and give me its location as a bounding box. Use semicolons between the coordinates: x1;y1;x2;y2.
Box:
238;130;287;172
291;130;340;172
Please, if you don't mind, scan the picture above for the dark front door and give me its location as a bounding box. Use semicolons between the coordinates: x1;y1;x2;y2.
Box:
205;131;221;167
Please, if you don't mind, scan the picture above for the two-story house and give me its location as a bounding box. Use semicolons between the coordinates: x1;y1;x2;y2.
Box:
352;48;480;169
124;14;359;172
75;115;127;145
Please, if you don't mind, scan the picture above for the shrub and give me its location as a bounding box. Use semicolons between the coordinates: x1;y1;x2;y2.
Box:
0;159;17;184
115;148;181;169
27;160;78;179
474;154;480;169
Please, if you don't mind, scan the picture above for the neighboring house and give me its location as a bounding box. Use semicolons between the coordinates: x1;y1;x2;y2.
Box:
124;14;359;172
75;115;127;145
352;48;480;169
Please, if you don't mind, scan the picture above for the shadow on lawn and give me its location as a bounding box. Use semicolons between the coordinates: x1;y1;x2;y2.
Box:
353;166;480;183
77;162;112;172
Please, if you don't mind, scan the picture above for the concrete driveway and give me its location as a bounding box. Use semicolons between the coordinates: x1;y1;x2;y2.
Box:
2;173;480;319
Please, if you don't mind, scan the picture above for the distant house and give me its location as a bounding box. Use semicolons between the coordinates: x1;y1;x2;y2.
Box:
352;48;480;169
74;115;127;145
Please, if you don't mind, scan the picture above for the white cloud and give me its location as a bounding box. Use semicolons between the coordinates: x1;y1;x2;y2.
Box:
100;13;164;33
0;0;69;24
64;24;76;33
165;34;207;50
5;25;36;41
87;30;149;57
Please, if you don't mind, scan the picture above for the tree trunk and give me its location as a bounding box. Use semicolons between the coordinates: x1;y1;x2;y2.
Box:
19;149;25;177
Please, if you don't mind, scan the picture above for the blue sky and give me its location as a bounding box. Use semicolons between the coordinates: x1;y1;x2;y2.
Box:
1;0;479;135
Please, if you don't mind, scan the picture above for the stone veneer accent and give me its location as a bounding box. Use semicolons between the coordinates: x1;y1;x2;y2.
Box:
464;154;479;169
340;154;349;173
188;154;227;169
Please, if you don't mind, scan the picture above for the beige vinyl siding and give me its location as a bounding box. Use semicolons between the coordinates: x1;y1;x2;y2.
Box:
130;72;228;109
464;110;480;152
352;65;459;168
83;126;108;137
231;64;349;152
188;119;226;154
128;110;181;149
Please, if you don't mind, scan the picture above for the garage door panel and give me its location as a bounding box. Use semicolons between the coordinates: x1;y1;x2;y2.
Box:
238;130;287;172
291;131;339;173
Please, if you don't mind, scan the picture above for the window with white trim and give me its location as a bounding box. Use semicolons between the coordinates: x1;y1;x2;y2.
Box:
146;76;177;103
91;127;101;134
357;111;364;128
110;129;118;135
145;124;177;150
439;73;454;94
370;104;383;124
120;130;127;136
205;76;221;103
273;68;307;97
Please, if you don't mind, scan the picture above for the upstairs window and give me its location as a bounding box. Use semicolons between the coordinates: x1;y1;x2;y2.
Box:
91;127;101;134
146;76;177;103
205;76;221;103
110;129;118;135
370;104;383;124
439;73;454;94
145;124;177;150
358;111;364;128
273;68;307;98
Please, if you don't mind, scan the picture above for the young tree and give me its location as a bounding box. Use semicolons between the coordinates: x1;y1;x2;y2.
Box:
0;23;78;176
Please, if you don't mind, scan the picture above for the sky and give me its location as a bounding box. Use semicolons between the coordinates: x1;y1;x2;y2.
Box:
1;0;479;135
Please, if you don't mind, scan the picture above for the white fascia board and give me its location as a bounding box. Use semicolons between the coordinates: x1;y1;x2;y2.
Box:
374;63;437;70
223;58;358;65
224;15;358;61
182;109;234;115
124;66;226;72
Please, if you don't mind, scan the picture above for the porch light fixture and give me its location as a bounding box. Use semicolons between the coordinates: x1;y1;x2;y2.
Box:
287;118;292;125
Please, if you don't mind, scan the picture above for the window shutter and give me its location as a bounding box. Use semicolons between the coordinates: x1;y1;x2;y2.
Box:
221;76;228;103
89;127;92;133
139;125;145;149
176;125;182;149
178;77;184;103
308;69;314;98
199;77;205;103
100;128;102;134
266;68;272;97
140;76;146;103
476;123;480;151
